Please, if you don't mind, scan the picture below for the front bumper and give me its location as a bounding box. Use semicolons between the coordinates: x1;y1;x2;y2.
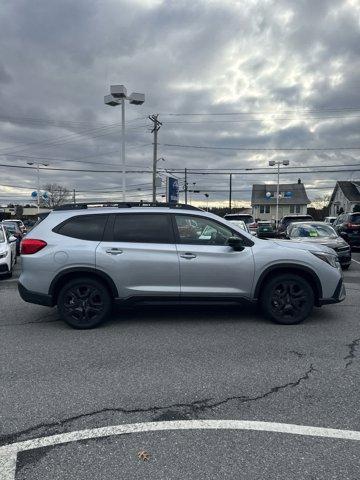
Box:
318;278;346;306
18;282;54;307
336;250;352;266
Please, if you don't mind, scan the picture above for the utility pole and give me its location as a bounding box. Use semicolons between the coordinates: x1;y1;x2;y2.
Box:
229;173;232;212
149;114;162;203
184;168;188;204
73;189;76;204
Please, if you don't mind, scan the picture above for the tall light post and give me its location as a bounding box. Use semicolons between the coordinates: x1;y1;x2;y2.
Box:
27;162;49;212
269;159;289;226
104;85;145;202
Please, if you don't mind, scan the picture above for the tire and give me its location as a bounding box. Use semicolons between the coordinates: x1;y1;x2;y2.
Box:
260;274;314;325
57;277;112;329
342;265;350;270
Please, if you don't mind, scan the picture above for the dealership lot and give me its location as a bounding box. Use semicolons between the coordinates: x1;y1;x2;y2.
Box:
1;255;360;479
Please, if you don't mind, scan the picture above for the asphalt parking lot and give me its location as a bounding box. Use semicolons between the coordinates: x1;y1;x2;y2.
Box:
0;253;360;479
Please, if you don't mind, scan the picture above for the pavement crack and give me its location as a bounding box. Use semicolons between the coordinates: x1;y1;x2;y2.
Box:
344;338;360;368
0;364;315;447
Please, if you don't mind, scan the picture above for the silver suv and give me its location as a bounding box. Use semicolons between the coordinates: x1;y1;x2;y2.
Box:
19;203;345;329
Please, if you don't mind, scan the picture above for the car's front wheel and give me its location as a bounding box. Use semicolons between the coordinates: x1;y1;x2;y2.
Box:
260;274;314;325
58;277;112;329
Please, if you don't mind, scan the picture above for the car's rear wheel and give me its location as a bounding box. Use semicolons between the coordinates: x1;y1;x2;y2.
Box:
260;274;314;325
342;264;350;270
58;277;111;329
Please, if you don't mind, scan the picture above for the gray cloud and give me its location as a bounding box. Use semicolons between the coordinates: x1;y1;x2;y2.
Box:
0;0;359;205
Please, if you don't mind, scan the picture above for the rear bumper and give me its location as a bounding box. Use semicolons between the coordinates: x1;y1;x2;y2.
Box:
318;278;346;306
18;282;54;307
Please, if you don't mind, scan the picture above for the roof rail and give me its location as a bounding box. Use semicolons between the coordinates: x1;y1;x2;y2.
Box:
53;202;202;211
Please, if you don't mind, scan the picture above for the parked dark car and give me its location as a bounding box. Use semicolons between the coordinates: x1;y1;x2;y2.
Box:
256;221;276;238
286;221;351;269
278;214;313;234
333;212;360;248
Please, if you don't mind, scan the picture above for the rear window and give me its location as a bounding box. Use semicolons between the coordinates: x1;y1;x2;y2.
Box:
54;214;108;241
350;214;360;224
113;213;173;243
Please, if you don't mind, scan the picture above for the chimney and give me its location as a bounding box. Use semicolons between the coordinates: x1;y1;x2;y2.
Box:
298;178;301;184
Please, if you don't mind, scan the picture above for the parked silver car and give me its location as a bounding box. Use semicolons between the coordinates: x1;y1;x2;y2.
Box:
19;203;345;329
286;221;351;269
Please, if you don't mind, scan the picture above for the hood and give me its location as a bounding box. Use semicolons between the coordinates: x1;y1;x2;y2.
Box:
270;239;335;255
287;236;347;249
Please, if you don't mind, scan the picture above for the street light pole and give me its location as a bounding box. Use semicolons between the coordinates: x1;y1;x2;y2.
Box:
121;97;126;202
269;159;289;226
104;85;145;202
276;162;280;227
27;162;49;213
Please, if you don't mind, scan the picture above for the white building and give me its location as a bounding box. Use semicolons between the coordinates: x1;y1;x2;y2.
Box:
328;181;360;216
251;179;310;221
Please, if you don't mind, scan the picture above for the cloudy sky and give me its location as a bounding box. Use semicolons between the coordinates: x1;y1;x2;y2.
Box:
0;0;359;207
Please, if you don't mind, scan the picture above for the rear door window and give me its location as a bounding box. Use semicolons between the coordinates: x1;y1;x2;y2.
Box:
54;214;108;241
112;213;174;243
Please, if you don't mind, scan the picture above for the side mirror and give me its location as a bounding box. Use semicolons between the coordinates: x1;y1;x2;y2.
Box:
228;236;245;251
9;235;17;243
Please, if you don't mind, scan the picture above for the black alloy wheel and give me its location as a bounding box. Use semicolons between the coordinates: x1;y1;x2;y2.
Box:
58;277;111;329
261;274;314;325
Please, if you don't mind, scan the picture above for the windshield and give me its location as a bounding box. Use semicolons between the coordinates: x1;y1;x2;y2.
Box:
290;223;337;239
228;220;247;230
0;229;5;243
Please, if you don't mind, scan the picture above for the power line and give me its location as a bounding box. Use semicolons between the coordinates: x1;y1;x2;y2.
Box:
161;107;360;116
162;143;360;152
0;122;150;156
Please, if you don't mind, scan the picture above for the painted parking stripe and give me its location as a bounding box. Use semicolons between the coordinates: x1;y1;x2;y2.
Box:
2;420;360;479
352;258;360;265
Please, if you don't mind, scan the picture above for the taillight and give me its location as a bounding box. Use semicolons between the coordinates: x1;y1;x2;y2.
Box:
21;239;47;255
347;223;359;229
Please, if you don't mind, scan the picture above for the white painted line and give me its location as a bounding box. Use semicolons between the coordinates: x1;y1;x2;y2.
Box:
2;419;360;479
0;450;17;480
352;258;360;265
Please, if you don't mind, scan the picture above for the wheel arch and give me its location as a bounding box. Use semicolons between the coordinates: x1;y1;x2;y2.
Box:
254;264;323;306
49;267;118;304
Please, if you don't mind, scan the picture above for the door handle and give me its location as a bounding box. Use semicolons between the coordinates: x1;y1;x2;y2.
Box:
106;248;123;255
180;252;197;259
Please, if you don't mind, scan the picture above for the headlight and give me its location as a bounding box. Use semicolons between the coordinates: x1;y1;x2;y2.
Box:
0;250;8;259
311;251;339;268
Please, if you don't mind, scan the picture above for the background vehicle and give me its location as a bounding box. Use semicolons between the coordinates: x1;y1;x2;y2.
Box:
1;222;23;255
224;213;257;235
256;221;276;239
0;225;17;278
333;213;360;248
277;214;313;235
286;221;351;269
324;216;337;224
225;218;250;233
19;202;345;329
2;219;27;234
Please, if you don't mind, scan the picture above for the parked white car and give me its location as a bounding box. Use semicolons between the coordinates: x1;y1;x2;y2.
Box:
0;225;17;278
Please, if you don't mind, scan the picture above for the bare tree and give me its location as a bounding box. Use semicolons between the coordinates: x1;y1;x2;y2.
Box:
312;193;331;209
42;183;71;208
